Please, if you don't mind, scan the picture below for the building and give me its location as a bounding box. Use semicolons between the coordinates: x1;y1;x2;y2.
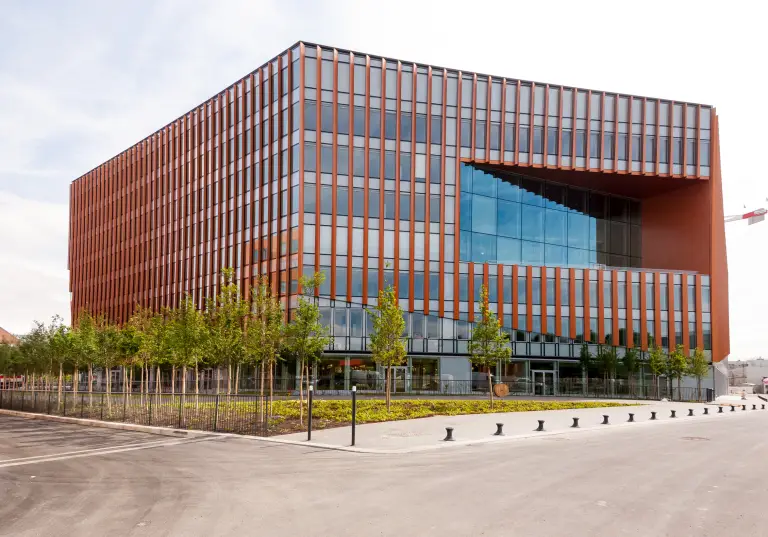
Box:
0;326;19;345
68;41;728;395
728;359;768;392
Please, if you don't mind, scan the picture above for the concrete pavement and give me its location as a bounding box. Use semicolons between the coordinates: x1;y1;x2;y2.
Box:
279;399;760;452
1;408;767;536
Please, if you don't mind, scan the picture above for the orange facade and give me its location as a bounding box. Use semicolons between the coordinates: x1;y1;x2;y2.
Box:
68;42;728;362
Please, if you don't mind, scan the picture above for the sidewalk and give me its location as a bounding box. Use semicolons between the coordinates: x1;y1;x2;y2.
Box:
277;398;764;453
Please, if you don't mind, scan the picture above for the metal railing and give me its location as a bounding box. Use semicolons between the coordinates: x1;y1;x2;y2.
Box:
0;389;273;436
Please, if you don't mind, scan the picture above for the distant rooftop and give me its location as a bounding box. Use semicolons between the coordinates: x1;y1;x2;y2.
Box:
0;326;19;345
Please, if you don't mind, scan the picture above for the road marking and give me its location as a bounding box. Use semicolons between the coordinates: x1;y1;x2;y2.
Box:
0;437;217;468
0;438;182;464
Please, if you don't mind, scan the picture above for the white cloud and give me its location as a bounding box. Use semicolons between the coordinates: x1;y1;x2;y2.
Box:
0;0;766;358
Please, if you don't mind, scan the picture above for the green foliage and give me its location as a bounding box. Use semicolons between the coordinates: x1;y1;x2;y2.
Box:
688;347;709;380
622;347;640;375
468;284;511;370
668;344;688;383
283;273;328;370
268;399;635;428
597;346;619;379
245;275;284;371
647;344;667;377
578;343;593;374
367;284;407;369
206;268;248;372
168;295;208;370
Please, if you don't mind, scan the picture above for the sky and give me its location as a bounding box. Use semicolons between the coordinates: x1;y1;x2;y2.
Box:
0;0;765;358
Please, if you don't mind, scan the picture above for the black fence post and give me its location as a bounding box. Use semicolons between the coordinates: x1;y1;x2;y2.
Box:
148;393;153;426
100;392;105;420
178;394;183;428
213;394;220;432
308;385;314;441
123;392;128;422
351;386;357;447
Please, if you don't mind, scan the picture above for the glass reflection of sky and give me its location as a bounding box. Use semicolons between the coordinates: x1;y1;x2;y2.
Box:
459;164;640;268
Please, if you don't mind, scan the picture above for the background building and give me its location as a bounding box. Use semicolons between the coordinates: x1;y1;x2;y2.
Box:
69;41;729;395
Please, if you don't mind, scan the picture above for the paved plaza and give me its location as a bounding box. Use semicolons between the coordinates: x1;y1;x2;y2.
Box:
0;399;766;536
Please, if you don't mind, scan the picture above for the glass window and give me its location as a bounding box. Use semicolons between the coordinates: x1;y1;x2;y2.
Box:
471;232;496;262
533;127;543;154
471;195;496;234
518;275;527;303
369;189;379;218
561;278;570;306
645;136;656;163
416;114;427;143
497;237;521;264
337;187;348;216
518;126;529;152
589;132;600;158
400;192;410;220
575;131;586;157
521;205;544;241
702;286;710;312
369;109;381;138
547;127;558;155
561;129;572;157
521;241;544;265
504;124;515;152
431;116;443;144
400;111;412;142
531;277;541;305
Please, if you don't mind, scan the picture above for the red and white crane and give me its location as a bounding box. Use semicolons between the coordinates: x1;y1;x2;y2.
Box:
725;204;767;225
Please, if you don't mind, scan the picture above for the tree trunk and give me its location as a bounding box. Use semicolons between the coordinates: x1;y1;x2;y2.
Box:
697;378;702;402
215;367;220;395
140;364;145;404
58;362;63;408
227;363;232;396
73;367;79;401
171;366;176;396
487;366;493;409
259;364;265;418
181;365;187;413
269;362;274;416
386;364;391;412
195;361;199;408
235;363;240;395
677;377;682;401
88;363;93;408
123;366;128;413
583;370;588;397
106;365;112;413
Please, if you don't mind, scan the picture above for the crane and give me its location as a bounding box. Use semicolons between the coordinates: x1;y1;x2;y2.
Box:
725;204;767;225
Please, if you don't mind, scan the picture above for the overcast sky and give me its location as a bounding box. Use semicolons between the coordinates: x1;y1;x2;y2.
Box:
0;0;765;358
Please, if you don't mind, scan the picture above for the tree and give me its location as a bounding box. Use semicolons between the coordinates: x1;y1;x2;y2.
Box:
283;273;329;424
668;344;688;400
597;346;619;395
468;284;511;409
647;344;666;399
622;348;640;397
70;312;97;400
168;295;209;403
143;313;172;399
688;347;710;402
207;268;248;396
578;343;593;395
128;306;154;401
49;320;73;406
94;318;121;411
367;283;407;412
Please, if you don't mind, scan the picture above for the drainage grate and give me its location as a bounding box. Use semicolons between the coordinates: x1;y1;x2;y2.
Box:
681;436;710;441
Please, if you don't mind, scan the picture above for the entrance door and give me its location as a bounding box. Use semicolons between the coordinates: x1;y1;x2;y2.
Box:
391;367;409;393
532;371;556;396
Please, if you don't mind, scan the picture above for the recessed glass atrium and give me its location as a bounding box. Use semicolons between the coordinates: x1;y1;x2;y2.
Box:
459;163;642;268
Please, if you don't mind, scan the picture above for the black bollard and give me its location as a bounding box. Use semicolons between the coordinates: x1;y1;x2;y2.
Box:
688;409;694;417
704;407;709;415
444;427;455;441
307;385;314;441
494;423;504;436
753;404;757;410
351;386;357;447
628;413;635;422
718;406;723;413
731;406;735;412
571;417;580;428
650;411;657;420
670;410;677;418
742;405;747;411
763;404;765;410
602;415;609;425
536;420;545;432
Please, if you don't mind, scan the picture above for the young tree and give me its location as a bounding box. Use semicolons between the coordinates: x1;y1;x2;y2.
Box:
468;284;512;409
283;273;329;424
70;312;97;400
688;347;710;402
94;318;122;411
668;344;688;400
207;268;248;396
578;343;593;396
367;283;407;411
128;306;154;401
647;344;666;399
622;347;640;397
168;295;208;403
49;320;73;406
597;346;619;396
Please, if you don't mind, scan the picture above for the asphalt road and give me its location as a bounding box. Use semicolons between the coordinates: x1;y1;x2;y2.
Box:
0;412;766;537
